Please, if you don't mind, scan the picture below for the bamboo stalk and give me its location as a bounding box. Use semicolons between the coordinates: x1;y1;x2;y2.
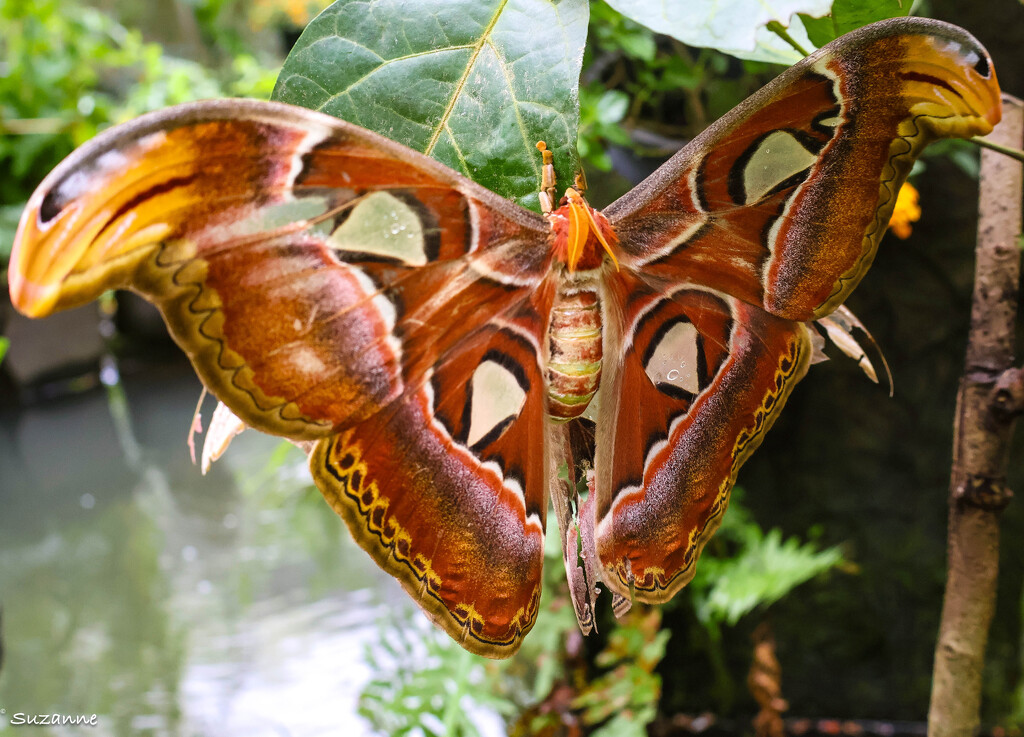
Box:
928;95;1024;737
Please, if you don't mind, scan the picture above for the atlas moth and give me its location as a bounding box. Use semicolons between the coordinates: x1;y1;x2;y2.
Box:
9;18;1001;656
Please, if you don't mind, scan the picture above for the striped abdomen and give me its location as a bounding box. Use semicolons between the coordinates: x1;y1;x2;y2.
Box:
547;282;602;420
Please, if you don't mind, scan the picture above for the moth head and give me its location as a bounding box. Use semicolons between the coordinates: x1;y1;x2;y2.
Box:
560;188;619;273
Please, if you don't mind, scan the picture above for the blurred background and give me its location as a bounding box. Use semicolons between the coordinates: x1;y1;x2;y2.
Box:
1;0;1023;735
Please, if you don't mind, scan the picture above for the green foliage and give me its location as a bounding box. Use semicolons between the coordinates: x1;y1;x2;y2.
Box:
0;206;18;261
690;488;843;626
0;336;8;364
798;13;839;48
577;87;632;171
273;0;589;212
799;0;912;48
0;0;279;260
575;609;669;737
1;0;146;207
359;624;518;737
579;2;779;175
356;605;670;737
589;1;658;62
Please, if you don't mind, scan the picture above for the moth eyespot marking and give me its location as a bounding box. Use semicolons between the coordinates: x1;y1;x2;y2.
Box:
817;116;842;128
740;130;819;205
328;191;427;265
969;51;990;78
466;358;527;448
39;132;167;225
644;320;701;397
38;189;65;225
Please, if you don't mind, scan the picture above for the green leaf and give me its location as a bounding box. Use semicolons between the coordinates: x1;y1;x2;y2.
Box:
0;203;25;261
0;336;9;365
273;0;589;212
697;528;843;625
592;711;656;737
603;0;831;63
595;89;629;125
832;0;911;36
798;11;837;48
590;2;657;61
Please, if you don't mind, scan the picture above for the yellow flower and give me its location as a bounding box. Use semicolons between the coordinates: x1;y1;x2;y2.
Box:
251;0;325;27
888;182;921;239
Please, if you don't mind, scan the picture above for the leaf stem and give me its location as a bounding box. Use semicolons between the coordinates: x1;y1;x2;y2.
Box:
971;135;1024;164
766;21;809;58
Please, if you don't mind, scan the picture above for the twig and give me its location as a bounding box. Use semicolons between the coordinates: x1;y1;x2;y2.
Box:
971;135;1024;165
928;95;1024;737
766;21;810;57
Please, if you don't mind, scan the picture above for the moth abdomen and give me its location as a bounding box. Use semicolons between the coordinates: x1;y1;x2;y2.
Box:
547;281;602;420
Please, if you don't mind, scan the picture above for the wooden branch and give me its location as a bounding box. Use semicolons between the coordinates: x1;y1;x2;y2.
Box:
928;95;1024;737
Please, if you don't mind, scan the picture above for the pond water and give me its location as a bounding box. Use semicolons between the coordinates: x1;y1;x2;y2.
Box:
0;361;507;736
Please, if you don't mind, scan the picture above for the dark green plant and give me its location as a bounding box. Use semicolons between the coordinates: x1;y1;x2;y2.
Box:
799;0;912;47
570;608;670;737
690;489;844;628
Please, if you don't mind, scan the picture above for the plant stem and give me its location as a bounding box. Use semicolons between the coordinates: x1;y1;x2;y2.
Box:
928;95;1024;737
972;135;1024;165
766;21;809;57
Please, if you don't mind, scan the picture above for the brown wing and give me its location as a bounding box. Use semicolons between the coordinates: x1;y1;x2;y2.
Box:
590;17;1000;600
604;18;1000;321
595;274;811;600
10;99;556;657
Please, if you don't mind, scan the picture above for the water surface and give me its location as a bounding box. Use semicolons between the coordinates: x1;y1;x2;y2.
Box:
0;363;423;736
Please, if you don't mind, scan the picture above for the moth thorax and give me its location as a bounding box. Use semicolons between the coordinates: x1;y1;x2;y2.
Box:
547;284;602;420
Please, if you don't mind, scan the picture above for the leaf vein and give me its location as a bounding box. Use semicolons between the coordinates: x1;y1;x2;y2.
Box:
424;0;511;155
443;124;471;175
485;38;540;182
319;45;475;108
